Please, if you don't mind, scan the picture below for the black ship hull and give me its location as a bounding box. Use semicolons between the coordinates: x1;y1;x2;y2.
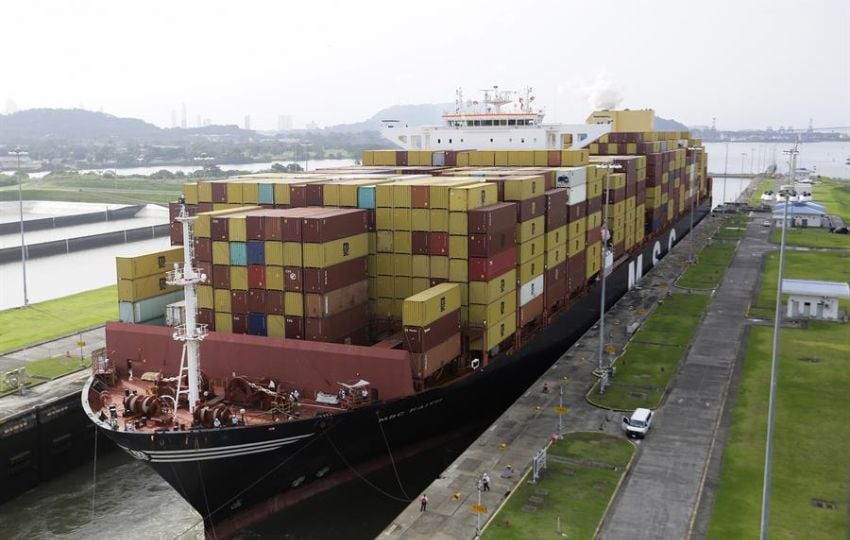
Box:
83;202;710;536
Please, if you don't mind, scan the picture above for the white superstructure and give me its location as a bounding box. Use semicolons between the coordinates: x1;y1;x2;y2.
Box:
381;86;611;151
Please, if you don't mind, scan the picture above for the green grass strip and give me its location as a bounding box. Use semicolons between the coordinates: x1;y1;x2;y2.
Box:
678;242;738;289
482;433;634;540
769;227;850;249
0;286;117;353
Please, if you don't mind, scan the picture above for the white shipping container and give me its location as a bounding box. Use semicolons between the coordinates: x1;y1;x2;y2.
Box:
118;290;184;323
556;167;587;188
567;184;587;205
166;300;187;327
519;275;544;306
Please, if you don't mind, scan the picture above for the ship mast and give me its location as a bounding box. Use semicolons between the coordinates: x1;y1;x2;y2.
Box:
167;201;208;415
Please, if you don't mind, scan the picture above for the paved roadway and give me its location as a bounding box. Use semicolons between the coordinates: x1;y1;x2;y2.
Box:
599;216;772;539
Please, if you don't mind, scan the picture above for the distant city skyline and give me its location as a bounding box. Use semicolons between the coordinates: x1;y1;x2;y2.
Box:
1;0;847;132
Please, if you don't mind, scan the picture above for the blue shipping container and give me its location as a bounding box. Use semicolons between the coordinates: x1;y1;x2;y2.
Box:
357;186;376;209
247;240;265;265
229;242;247;266
248;312;267;336
258;184;274;205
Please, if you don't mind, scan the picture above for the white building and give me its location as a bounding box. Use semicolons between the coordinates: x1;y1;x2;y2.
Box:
782;279;850;321
772;201;826;228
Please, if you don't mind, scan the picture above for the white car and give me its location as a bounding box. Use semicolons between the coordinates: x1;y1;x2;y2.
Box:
622;408;653;439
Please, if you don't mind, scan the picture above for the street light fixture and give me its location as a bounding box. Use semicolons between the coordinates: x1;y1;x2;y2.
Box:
595;161;621;393
9;147;29;306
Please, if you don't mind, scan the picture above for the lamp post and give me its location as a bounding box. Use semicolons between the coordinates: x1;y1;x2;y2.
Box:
9;147;29;306
596;161;621;393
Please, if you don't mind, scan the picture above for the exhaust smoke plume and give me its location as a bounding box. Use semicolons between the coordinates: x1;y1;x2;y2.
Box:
581;72;624;110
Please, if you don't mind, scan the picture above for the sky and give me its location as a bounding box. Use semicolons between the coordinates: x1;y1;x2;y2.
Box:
1;0;848;131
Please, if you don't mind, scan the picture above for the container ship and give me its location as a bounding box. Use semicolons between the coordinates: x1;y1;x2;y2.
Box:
81;89;712;538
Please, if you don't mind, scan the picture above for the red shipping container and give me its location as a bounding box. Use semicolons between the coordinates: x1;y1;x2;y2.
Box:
547;150;561;167
411;231;430;255
518;295;544;327
284;266;303;292
306;183;325;206
567;202;586;223
305;303;369;342
194;238;212;262
168;202;181;222
586;196;603;215
468;246;517;282
567;251;587;294
403;310;461;353
411;185;430;209
516;195;545;222
289;185;308;207
396;150;408;166
210;217;229;241
545;261;567;308
170;222;183;246
230;290;248;314
428;232;449;255
231;313;248;334
303;257;367;294
212;265;231;289
586;226;601;245
410;333;461;378
211;183;227;203
198;308;215;331
468;202;517;234
198;261;213;283
248;265;266;289
544;189;568;230
304;280;368;318
265;290;285;315
301;208;368;243
468;227;517;258
263;214;284;240
197;202;214;213
248;289;266;313
246;215;265;240
366;209;376;232
285;316;304;339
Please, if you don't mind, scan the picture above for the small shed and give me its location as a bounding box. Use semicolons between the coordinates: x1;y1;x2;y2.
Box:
782;279;850;321
772;201;826;228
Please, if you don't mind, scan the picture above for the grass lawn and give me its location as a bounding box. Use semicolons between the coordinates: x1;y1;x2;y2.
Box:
813;178;850;221
750;250;850;320
769;227;850;249
707;322;850;540
678;241;738;289
0;286;117;353
25;355;91;378
750;177;777;206
588;293;711;410
482;432;634;540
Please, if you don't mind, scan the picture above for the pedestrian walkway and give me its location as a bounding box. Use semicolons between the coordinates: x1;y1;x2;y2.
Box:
598;216;772;539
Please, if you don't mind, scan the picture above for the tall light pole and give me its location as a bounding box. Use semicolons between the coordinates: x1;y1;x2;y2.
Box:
596;161;621;393
9;147;29;306
761;150;797;540
722;142;729;206
687;147;700;262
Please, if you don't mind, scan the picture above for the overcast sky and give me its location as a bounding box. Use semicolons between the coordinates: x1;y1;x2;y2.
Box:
2;0;847;131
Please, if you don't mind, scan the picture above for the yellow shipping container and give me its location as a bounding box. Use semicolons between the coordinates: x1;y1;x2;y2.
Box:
430;209;449;232
228;216;248;242
376;208;393;230
197;182;213;203
214;289;232;313
469;269;516;304
449;235;468;260
373;150;397;166
568;235;586;257
267;314;285;338
507;150;535;167
376;183;395;207
273;183;291;205
393;231;413;253
197;285;214;310
517;255;544;283
545;226;567;250
116;247;184;280
394;254;412;276
568;218;587;241
284;292;303;316
430;256;449;279
266;266;284;290
410;277;430;296
368;277;377;300
215;312;233;334
242;183;259;204
361;150;375;166
230;266;248;290
264;242;284;266
503;175;544;201
376;230;394;252
377;254;394;276
182;183;199;204
448;183;498;211
516;216;545;242
494;150;509;167
586;211;602;231
211;241;229;265
376;276;394;298
518;236;545;264
226;182;243;204
546;245;567;268
368;253;376;277
392;208;412;230
449;212;468;235
302;233;368;269
471;312;517;351
402;283;461;327
411;255;430;277
449;259;468;282
117;275;180;303
561;149;589;166
533;150;549;167
283;242;302;266
411;209;430;231
469;290;516;327
469;151;495;167
393;276;411;299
